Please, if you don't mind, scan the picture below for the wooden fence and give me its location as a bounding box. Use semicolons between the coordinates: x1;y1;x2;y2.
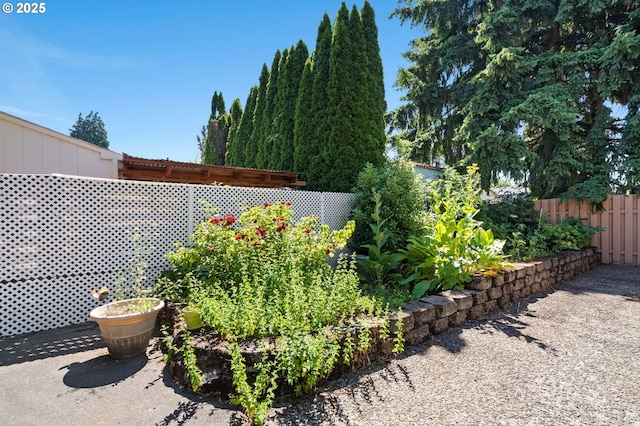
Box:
534;195;639;266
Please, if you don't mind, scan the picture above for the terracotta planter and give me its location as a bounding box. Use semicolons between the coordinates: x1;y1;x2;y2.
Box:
90;298;165;359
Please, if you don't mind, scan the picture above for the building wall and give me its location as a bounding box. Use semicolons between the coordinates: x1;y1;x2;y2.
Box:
0;111;122;178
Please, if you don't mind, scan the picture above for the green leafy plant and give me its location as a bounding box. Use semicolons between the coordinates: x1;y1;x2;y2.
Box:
349;159;426;254
541;216;603;253
357;191;409;306
161;327;204;392
398;165;512;299
157;202;399;425
478;197;604;260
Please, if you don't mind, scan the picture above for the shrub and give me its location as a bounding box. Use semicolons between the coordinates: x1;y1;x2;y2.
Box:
157;202;398;425
478;197;603;260
349;159;426;254
477;196;543;259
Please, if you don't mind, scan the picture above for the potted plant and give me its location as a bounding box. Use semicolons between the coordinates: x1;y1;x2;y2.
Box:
181;305;202;331
90;229;164;359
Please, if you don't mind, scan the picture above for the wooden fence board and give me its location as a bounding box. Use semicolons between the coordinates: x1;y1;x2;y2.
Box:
533;195;639;266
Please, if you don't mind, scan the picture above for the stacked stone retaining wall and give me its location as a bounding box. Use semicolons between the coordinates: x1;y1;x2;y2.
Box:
164;248;601;395
387;248;600;351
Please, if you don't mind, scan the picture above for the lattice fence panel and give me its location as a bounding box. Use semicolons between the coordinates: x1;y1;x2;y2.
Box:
1;175;355;336
189;186;324;231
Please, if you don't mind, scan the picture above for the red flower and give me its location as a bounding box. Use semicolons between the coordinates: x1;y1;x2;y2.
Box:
253;240;262;246
305;228;311;234
210;217;223;225
263;203;272;208
255;227;267;236
276;223;288;232
235;233;247;240
223;214;236;226
326;249;331;254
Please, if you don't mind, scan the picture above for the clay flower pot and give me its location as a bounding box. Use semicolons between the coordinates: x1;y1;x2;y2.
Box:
90;298;165;359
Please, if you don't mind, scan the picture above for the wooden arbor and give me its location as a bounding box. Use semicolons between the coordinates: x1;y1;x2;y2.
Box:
118;154;306;188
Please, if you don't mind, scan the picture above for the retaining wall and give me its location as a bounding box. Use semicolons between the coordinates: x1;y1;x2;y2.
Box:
165;248;601;395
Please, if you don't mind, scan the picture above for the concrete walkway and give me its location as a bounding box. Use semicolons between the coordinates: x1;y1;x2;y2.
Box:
1;264;638;425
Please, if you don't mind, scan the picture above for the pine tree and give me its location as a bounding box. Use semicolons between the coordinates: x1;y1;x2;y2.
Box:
69;111;109;148
246;65;269;168
391;0;639;201
255;52;281;169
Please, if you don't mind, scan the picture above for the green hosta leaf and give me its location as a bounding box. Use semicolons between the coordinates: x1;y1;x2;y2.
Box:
412;279;436;300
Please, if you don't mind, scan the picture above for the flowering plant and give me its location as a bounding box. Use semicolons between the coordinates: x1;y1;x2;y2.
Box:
157;203;395;424
157;202;356;306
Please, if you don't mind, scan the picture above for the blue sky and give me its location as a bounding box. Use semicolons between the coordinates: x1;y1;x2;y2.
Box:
1;1;421;163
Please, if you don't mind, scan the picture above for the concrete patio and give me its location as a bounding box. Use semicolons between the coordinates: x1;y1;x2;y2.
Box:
1;264;638;425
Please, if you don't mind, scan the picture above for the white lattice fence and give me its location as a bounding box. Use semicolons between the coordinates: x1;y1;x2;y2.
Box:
1;174;355;336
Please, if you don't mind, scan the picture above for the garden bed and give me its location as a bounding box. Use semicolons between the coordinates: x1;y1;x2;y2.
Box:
159;247;601;396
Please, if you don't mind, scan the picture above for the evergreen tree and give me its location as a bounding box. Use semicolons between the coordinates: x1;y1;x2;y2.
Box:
224;98;243;166
203;91;228;165
255;52;281;169
275;40;309;171
268;48;290;169
391;0;640;201
69;111;109;148
228;86;257;167
323;3;384;192
294;58;314;178
246;65;269;168
361;1;387;157
390;0;485;168
306;13;333;190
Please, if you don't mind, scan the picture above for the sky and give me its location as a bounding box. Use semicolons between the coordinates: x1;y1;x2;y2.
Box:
1;1;422;163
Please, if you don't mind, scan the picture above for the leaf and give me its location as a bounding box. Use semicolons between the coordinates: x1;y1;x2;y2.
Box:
412;279;435;300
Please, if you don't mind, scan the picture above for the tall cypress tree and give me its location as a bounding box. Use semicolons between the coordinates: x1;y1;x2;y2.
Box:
294;58;314;178
323;3;381;192
246;65;270;168
268;48;290;169
255;51;282;169
203;91;228;165
307;13;333;190
275;40;309;171
228;86;257;167
361;1;387;159
224;97;244;166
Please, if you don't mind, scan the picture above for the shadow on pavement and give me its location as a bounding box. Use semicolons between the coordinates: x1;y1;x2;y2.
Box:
61;352;148;388
0;322;103;367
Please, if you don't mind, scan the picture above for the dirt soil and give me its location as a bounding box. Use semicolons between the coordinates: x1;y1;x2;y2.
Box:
0;264;638;425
